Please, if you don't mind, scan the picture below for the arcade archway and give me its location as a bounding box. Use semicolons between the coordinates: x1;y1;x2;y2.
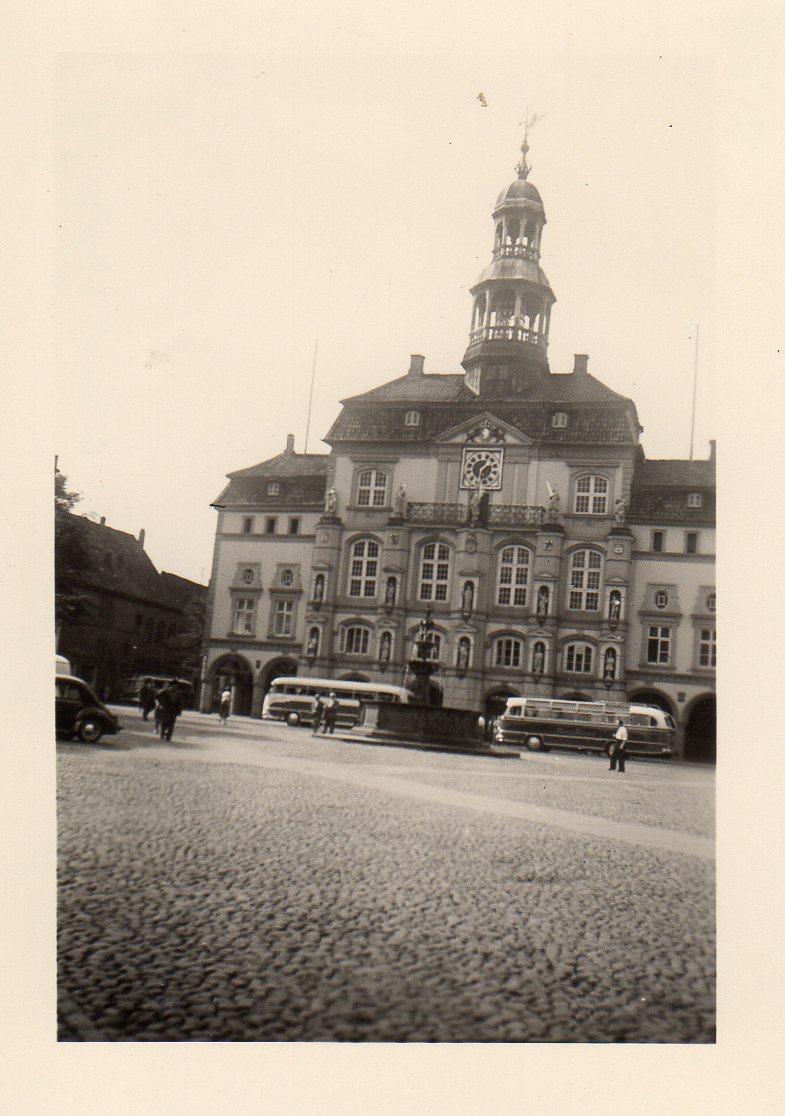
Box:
684;694;716;763
209;654;254;716
628;689;675;717
484;689;519;720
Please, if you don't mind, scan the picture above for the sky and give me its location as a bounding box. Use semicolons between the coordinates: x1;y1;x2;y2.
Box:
55;54;717;583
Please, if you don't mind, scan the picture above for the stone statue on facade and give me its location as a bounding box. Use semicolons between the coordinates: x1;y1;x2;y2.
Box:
613;496;627;526
547;486;560;523
323;487;337;516
393;482;407;517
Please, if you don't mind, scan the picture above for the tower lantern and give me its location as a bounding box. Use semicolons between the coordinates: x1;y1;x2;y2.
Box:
462;130;556;396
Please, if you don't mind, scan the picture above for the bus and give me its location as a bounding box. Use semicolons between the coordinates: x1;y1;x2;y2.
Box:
493;697;675;758
262;677;413;728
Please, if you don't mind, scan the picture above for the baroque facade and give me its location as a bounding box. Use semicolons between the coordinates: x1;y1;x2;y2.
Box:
201;136;716;760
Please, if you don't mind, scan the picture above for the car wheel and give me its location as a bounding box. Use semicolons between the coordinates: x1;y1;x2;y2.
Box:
78;718;104;744
286;712;300;726
525;735;544;752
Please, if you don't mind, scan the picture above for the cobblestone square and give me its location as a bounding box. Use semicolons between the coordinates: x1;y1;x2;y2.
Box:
57;710;715;1042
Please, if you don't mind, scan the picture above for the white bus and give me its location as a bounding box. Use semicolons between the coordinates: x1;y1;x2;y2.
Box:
493;697;675;758
262;677;413;728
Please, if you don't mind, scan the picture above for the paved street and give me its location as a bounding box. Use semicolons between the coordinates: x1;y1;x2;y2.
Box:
57;708;715;1043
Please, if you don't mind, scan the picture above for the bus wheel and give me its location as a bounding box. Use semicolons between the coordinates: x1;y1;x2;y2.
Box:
286;712;300;727
525;735;544;752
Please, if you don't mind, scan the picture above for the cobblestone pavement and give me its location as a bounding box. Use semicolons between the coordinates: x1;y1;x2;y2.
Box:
57;709;715;1043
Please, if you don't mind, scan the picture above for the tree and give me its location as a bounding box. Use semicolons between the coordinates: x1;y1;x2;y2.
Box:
55;467;90;630
166;591;207;683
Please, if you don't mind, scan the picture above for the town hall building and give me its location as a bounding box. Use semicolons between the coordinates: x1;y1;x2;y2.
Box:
200;135;716;761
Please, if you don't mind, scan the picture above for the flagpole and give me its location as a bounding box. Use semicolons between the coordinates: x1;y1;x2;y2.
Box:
689;325;699;461
304;339;318;454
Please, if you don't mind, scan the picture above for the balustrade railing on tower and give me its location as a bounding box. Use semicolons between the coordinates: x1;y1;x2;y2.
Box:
469;325;544;345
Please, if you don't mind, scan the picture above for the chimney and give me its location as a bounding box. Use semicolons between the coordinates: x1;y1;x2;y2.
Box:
138;528;145;548
709;439;716;462
408;354;425;376
99;516;106;526
286;433;295;453
573;354;589;375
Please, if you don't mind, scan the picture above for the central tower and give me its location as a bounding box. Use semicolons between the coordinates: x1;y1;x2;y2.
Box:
462;134;556;396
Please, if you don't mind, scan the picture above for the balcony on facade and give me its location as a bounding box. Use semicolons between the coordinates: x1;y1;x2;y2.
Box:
407;502;546;527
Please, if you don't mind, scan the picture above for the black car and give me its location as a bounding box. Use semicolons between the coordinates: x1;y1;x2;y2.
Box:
56;674;121;744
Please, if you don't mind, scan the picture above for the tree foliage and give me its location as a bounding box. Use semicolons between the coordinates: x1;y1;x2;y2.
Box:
55;468;90;627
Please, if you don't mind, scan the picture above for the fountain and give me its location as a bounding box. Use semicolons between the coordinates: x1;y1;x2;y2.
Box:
342;608;518;759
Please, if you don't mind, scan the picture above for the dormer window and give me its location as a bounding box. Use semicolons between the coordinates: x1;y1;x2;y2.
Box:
551;412;568;429
687;492;703;508
267;482;280;496
404;410;420;427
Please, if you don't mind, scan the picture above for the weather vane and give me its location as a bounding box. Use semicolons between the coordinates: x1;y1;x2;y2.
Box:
517;109;546;179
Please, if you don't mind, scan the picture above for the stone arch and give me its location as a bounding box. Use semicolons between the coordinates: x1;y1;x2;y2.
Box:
628;688;676;717
483;687;520;722
559;691;593;701
683;692;716;764
338;671;370;683
208;653;255;716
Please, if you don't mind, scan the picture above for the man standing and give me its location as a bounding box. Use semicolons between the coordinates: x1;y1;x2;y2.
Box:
609;717;628;773
322;691;338;735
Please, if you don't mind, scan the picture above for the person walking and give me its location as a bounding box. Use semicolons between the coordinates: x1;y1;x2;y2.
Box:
139;678;156;721
156;680;182;742
219;686;232;726
312;694;325;734
322;691;338;735
609;717;629;773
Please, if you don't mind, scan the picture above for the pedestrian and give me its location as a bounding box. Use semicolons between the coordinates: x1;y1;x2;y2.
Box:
609;717;629;773
153;683;165;735
139;678;156;721
322;690;338;735
312;694;325;734
219;686;232;726
156;680;182;742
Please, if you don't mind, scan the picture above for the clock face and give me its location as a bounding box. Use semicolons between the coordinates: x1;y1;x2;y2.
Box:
460;448;504;490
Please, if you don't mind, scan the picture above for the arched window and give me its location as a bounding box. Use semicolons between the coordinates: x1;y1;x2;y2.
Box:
496;545;531;607
343;626;370;655
418;542;451;601
574;475;609;515
568;549;602;611
494;636;523;669
564;642;594;673
348;539;379;598
357;469;388;507
687;492;703;508
404;411;420;427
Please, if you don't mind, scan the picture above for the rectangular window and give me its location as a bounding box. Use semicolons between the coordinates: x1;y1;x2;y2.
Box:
699;628;716;668
565;645;593;673
494;638;522;668
273;600;293;637
242;516;254;534
231;597;256;635
646;625;671;665
685;532;698;554
652;531;664;552
289;517;300;536
265;517;277;535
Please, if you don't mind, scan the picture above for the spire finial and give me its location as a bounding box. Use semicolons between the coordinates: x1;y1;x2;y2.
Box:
516;109;545;179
